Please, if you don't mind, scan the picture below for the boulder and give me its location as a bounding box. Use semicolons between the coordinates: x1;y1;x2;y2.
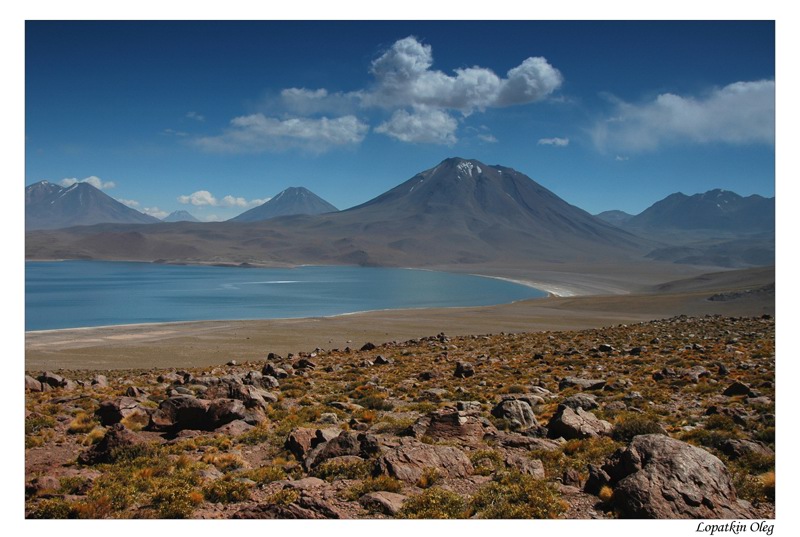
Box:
374;439;473;483
561;393;599;411
286;428;318;460
359;491;407;515
454;361;475;378
491;399;538;430
559;376;606;391
38;371;74;391
718;439;774;461
602;435;756;518
148;395;209;431
205;399;247;428
373;355;393;365
262;363;289;379
96;397;150;427
547;405;612;440
503;452;545;478
723;381;756;397
406;408;494;444
25;375;43;392
304;431;379;470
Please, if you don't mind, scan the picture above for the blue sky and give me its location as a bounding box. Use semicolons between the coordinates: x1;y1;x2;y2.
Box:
25;20;775;221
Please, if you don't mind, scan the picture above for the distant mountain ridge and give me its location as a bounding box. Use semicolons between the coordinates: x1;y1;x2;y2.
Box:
26;158;651;266
595;210;634;226
626;189;774;233
25;181;160;230
163;210;200;223
230;187;337;222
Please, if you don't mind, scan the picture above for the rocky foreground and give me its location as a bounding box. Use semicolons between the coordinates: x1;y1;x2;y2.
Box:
25;315;775;519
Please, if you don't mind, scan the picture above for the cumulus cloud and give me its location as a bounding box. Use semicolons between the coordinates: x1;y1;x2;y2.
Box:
177;190;269;208
538;137;570;146
142;206;169;219
59;176;116;190
279;88;361;115
363;36;562;113
186;111;205;122
591;80;775;152
116;198;140;207
194;114;369;153
477;133;498;143
375;108;458;145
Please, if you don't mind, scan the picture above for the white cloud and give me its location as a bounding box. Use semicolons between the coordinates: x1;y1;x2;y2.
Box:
142;206;169;219
178;190;268;208
186;111;205;122
375;108;458;145
194;114;369;153
363;36;562;113
162;128;189;137
592;80;775;152
615;155;630;162
279;88;361;115
477;133;498;143
538;137;570;147
59;176;116;190
116;198;140;207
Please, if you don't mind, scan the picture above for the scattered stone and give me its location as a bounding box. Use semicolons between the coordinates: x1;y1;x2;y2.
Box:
561;393;599;411
491;399;538;430
503;451;545;478
375;439;473;483
718;439;774;461
318;412;339;425
559;376;606;391
25;375;43;392
454;361;475;378
360;342;376;351
373;355;393;365
598;344;615;353
359;491;407;516
96;397;150;427
723;381;756;397
78;424;148;465
262;363;289;379
547;405;612;440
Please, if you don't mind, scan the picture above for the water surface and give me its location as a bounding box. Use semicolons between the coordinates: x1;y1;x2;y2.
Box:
25;261;546;331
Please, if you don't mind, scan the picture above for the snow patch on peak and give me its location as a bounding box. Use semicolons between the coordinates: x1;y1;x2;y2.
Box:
456;161;475;177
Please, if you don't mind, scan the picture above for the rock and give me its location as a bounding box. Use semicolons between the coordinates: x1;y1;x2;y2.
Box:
418;371;436;381
501;393;545;408
226;384;277;410
562;468;582;487
420;388;448;401
454;361;475;378
96;397;150;427
286;428;318;460
602;435;756;518
718;364;730;376
91;375;108;388
78;424;148;465
559;376;606;391
304;431;378;470
723;381;756;397
409;408;494;444
373;355;393;365
493;432;561;451
205;399;247;429
503;452;545;478
226;360;238;366
561;393;599;411
148;395;209;431
25;375;43;392
360;342;376;351
456;401;482;412
359;491;407;515
547;405;612;440
598;344;615;353
125;386;146;397
243;370;279;389
683;366;711;383
294;358;316;370
37;371;74;390
318;413;339;425
262;363;289;379
491;399;538;430
283;477;326;490
719;439;774;461
375;439;473;483
214;419;254;436
157;372;183;384
584;464;611;495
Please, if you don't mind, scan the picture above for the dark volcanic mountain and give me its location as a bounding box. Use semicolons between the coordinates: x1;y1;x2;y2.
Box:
26;158;651;266
627;189;774;233
25;181;160;230
230;187;338;222
163;210;200;223
595;210;634;227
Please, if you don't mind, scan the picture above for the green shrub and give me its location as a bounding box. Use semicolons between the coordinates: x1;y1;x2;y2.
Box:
612;416;665;443
28;498;76;519
243;465;287;485
343;475;403;501
202;477;252;503
397;487;467;519
470;450;505;476
470;471;567;519
313;458;372;481
416;467;442;488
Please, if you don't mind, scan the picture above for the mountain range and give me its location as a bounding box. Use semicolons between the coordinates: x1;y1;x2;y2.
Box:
162;210;200;223
231;187;338;222
25;181;160;230
24;158;775;268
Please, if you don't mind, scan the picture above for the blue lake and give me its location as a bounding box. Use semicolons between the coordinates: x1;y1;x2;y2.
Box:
25;261;546;331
